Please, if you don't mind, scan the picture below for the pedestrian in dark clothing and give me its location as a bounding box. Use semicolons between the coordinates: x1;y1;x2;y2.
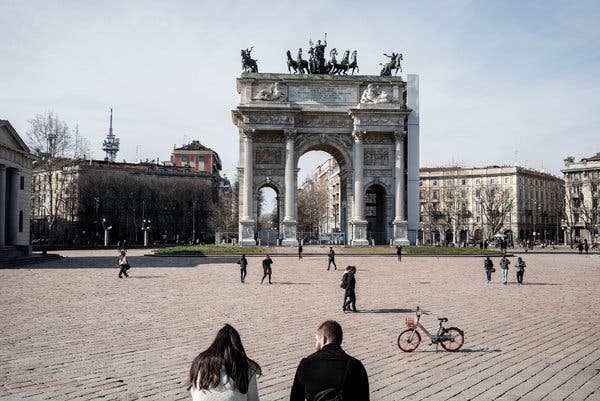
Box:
327;247;337;270
515;257;526;285
261;255;273;284
290;320;370;401
298;243;303;259
342;266;357;312
577;242;583;254
118;251;130;278
484;256;494;283
237;254;248;283
479;241;484;250
396;245;402;262
584;240;589;254
484;240;489;250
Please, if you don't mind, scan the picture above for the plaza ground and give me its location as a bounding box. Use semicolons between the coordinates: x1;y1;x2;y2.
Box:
1;250;599;400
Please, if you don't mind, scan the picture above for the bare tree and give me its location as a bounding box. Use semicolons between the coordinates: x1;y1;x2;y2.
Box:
419;186;445;244
297;179;328;237
480;184;513;238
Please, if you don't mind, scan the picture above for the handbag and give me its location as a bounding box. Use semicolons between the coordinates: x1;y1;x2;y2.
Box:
313;358;351;401
491;267;496;273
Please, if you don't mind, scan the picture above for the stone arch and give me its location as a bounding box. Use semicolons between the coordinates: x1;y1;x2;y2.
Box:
365;182;388;245
294;135;352;169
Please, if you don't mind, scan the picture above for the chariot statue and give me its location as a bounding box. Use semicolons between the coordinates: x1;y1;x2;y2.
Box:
380;52;403;76
241;46;258;73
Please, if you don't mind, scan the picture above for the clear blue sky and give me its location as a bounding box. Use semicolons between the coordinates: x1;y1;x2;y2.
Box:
2;0;599;182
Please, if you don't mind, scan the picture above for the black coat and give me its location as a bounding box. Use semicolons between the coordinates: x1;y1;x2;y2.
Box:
290;343;369;401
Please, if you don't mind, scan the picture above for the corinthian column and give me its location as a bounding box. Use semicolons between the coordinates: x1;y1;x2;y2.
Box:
393;130;409;245
239;128;256;245
282;129;298;246
351;130;369;246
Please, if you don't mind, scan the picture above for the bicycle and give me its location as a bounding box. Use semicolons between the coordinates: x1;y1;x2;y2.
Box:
397;306;464;352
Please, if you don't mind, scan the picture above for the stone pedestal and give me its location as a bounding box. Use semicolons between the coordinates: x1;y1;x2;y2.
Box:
239;219;256;246
281;220;298;246
351;220;369;246
393;219;410;245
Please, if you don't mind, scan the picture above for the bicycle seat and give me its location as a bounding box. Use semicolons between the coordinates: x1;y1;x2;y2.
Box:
438;317;448;322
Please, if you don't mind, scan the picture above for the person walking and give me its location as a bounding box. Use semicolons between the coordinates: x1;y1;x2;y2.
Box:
515;257;526;285
499;255;510;285
237;254;248;283
327;247;337;270
342;266;357;312
584;239;589;254
290;320;369;401
577;241;583;254
188;324;261;401
484;256;494;283
396;245;402;262
118;250;130;278
298;243;303;259
261;254;273;284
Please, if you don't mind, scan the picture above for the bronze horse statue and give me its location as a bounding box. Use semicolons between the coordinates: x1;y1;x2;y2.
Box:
349;50;359;75
241;47;258;73
287;49;309;74
296;48;309;74
380;52;402;76
330;50;350;75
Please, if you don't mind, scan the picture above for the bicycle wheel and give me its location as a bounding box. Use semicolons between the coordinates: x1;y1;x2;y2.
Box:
440;327;464;351
397;329;421;352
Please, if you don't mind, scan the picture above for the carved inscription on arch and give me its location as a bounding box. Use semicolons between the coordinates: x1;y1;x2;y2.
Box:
255;148;283;164
364;149;390;166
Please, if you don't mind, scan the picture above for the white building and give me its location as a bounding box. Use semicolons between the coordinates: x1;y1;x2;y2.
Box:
562;153;600;246
0;120;35;257
419;166;564;245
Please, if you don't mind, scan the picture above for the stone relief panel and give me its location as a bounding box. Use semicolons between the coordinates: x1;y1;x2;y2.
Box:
355;116;402;127
254;132;284;143
252;82;287;101
295;114;353;128
364;133;394;145
255;148;284;164
364;149;390;166
244;114;293;125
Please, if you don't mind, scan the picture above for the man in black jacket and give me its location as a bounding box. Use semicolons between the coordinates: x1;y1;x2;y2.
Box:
290;320;369;401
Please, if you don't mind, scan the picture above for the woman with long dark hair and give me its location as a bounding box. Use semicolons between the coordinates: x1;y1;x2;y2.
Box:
188;324;261;401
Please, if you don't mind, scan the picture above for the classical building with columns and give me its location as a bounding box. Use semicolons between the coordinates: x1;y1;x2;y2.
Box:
232;73;420;246
0;120;35;257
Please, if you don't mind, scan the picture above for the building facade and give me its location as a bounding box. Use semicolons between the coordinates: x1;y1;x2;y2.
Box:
562;153;600;246
31;159;222;245
419;166;564;245
171;140;222;177
0;120;35;257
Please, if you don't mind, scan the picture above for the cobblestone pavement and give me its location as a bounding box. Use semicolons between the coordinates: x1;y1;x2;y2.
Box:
1;251;599;400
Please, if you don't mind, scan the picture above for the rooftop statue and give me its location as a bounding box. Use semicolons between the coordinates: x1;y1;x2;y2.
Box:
380;52;403;76
241;46;258;73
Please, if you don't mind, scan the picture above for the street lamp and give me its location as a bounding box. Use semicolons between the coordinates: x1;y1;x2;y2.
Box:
102;218;112;247
532;199;538;244
142;219;151;247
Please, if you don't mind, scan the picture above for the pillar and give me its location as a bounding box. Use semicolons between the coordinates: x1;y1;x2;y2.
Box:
239;128;256;245
6;168;19;246
282;129;298;246
393;131;409;245
0;165;5;247
351;130;368;246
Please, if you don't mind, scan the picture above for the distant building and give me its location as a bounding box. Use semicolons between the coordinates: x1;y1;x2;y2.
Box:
419;166;564;245
31;159;220;245
562;152;600;246
171;140;222;179
0;120;36;257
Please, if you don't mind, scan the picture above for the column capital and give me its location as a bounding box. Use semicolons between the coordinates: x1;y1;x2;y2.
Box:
353;130;367;142
283;129;297;141
242;127;255;139
393;130;407;142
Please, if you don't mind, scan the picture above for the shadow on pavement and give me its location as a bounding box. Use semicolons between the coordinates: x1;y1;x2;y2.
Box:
0;255;239;269
522;282;561;286
273;281;313;285
358;308;415;314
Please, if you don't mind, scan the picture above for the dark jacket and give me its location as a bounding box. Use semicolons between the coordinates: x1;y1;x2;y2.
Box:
290;344;369;401
346;273;356;291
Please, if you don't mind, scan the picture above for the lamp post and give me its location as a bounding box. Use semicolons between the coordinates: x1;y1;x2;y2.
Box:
142;219;151;247
532;199;537;244
102;218;112;247
192;200;197;244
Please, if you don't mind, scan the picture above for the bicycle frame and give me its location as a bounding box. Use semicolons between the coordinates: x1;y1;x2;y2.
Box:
407;310;449;343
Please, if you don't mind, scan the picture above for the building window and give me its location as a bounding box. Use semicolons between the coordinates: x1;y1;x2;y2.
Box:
490;178;495;184
461;179;466;185
446;179;452;185
432;180;438;186
181;155;188;163
20;176;24;190
476;216;481;223
432;190;438;200
475;189;481;198
419;180;423;187
199;156;205;162
504;177;509;184
475;178;481;185
476;203;481;212
19;211;23;232
420;190;424;199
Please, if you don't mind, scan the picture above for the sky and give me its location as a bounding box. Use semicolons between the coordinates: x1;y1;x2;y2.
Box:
2;0;600;186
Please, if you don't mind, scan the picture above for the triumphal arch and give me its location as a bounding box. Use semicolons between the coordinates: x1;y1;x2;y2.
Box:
232;73;420;246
